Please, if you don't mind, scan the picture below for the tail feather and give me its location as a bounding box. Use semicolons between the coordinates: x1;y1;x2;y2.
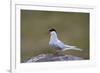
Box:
62;47;83;51
72;47;83;51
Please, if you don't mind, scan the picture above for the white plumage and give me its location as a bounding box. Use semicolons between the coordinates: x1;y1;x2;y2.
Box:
49;31;82;51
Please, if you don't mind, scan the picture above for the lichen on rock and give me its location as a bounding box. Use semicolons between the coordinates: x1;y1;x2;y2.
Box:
26;54;83;63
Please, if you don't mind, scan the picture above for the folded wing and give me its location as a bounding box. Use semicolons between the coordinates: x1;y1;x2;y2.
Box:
55;40;82;51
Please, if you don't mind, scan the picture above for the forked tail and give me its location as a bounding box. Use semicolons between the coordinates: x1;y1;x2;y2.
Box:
62;47;83;51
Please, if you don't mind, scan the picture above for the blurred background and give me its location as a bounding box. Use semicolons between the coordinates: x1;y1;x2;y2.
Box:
21;10;89;63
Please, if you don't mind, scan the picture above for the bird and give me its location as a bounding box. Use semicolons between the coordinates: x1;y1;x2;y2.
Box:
48;28;82;54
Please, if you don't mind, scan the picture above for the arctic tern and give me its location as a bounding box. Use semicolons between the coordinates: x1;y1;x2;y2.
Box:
48;28;82;52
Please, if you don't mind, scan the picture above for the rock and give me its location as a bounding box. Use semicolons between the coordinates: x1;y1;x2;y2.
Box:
26;54;83;63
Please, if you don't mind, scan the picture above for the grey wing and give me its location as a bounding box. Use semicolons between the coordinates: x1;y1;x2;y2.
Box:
56;40;78;49
55;40;82;51
54;40;67;49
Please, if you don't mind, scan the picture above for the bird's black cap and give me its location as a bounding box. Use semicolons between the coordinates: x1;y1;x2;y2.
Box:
48;28;56;32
